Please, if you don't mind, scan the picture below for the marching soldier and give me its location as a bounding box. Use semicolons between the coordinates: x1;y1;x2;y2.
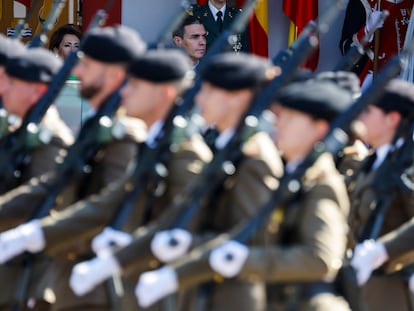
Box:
99;52;282;311
133;78;353;311
344;79;414;311
190;0;250;53
0;25;147;310
0;47;74;194
0;48;211;310
0;34;25;137
0;46;75;311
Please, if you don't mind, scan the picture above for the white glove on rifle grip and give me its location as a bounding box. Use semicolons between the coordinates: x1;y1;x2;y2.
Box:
69;253;122;296
209;240;249;278
151;228;192;263
350;239;389;286
91;226;133;256
0;219;45;263
366;10;384;34
135;266;178;308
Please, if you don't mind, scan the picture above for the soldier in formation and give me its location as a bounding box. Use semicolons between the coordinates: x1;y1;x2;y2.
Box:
0;2;414;310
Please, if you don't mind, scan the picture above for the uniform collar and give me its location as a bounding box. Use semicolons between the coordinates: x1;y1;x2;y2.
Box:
215;128;234;149
146;120;163;147
372;138;404;169
208;1;226;21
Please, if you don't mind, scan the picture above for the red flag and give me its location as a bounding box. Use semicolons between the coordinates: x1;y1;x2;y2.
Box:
283;0;319;70
283;0;317;34
236;0;269;57
197;0;208;4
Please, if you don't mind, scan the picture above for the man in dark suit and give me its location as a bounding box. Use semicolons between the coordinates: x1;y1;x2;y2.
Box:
173;14;208;68
190;0;250;53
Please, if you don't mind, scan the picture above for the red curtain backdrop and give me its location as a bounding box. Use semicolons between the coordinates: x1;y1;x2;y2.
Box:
283;0;319;70
81;0;122;31
15;0;32;7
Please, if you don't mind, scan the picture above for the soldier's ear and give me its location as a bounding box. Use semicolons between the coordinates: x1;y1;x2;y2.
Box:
173;36;183;47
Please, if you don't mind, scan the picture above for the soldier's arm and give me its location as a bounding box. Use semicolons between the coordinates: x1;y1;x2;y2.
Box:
238;182;348;282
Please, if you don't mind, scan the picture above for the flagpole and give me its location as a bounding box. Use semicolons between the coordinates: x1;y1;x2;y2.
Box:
373;0;381;78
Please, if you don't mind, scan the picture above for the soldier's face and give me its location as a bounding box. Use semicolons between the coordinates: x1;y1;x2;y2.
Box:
0;67;7;96
72;56;105;101
210;0;226;8
272;105;326;161
196;82;251;131
176;24;207;65
1;76;44;117
121;77;163;125
358;105;397;148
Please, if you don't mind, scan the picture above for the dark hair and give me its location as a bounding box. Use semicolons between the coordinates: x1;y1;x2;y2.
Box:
172;15;204;38
48;24;82;51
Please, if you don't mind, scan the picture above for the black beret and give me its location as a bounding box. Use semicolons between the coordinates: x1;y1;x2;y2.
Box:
6;47;62;83
82;25;146;64
374;79;414;117
315;71;361;99
203;52;274;90
274;80;353;122
0;35;25;66
128;49;192;83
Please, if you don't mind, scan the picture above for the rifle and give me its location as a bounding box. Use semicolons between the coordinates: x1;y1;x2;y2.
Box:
336;118;414;311
106;0;261;233
8;2;117;309
27;0;68;48
140;24;414;307
0;0;115;195
103;0;347;275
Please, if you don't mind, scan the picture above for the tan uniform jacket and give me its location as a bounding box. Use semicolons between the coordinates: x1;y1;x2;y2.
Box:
236;153;350;311
348;150;414;311
0;115;145;309
167;132;283;311
37;133;212;310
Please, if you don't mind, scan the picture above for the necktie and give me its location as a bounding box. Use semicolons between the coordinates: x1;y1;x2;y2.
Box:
203;127;219;152
216;11;223;32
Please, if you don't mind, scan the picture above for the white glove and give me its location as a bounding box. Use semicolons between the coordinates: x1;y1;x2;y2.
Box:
135;266;178;308
69;253;121;296
0;220;45;263
91;227;132;257
366;10;384;34
151;228;192;263
409;273;414;294
209;240;249;278
350;239;389;285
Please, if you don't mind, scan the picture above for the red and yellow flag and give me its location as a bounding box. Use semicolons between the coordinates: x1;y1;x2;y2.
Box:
237;0;268;57
283;0;319;70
